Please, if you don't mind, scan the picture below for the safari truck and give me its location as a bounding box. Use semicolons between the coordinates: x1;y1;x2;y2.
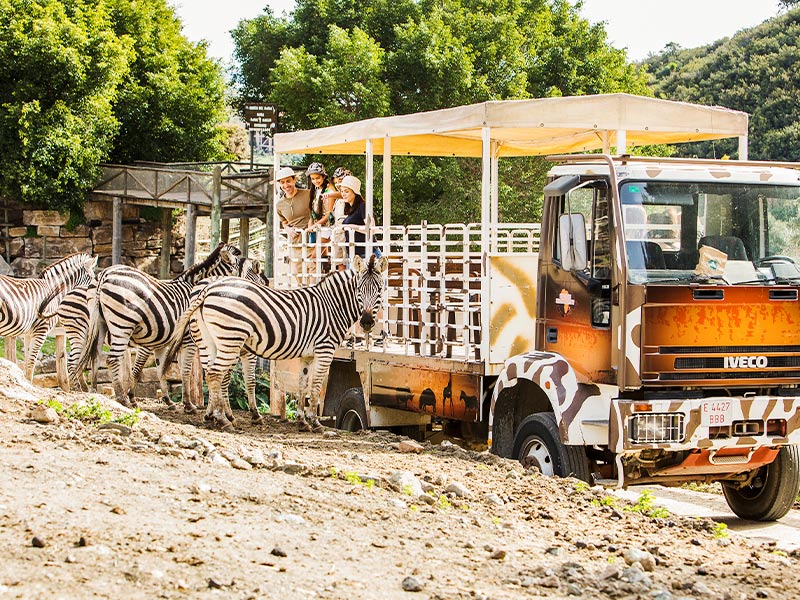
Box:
270;94;800;521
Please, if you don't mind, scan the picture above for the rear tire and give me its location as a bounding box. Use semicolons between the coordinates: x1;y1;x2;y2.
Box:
336;388;367;432
722;445;800;521
512;413;592;482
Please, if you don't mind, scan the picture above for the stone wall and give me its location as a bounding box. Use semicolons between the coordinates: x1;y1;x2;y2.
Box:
2;199;187;277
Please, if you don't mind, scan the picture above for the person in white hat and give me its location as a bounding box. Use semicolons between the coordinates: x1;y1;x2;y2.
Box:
274;166;310;280
339;175;367;259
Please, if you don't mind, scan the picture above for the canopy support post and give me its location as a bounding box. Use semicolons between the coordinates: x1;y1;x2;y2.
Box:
382;136;391;256
616;129;627;154
365;139;374;257
738;135;749;160
480;126;491;366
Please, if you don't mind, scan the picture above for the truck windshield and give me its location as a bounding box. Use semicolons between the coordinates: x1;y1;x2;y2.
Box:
620;181;800;284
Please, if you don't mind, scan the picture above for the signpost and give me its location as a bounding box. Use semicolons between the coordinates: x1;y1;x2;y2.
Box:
242;103;278;169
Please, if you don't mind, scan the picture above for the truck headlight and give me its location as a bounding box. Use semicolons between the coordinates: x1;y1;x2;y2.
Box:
630;413;685;443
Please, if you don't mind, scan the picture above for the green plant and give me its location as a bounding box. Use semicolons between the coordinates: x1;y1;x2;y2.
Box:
114;408;141;428
591;495;619;508
574;481;590;492
402;484;415;496
712;522;730;539
63;399;112;424
437;495;452;511
625;490;669;519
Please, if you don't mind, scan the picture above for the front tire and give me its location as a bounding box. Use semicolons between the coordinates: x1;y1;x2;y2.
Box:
512;413;592;482
722;445;800;521
336;388;368;432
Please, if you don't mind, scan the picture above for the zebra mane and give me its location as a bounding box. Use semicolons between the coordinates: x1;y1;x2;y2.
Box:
39;252;93;277
179;243;241;281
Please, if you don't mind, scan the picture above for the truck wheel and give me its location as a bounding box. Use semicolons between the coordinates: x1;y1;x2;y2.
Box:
336;388;367;432
512;413;592;482
721;445;800;521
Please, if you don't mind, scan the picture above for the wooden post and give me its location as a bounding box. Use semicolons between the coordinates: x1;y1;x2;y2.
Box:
263;207;273;279
159;208;172;279
221;218;230;243
53;327;69;391
4;336;17;364
239;217;250;258
210;166;222;248
112;197;122;265
184;203;197;268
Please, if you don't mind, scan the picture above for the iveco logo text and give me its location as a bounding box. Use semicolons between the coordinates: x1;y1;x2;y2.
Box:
724;356;768;369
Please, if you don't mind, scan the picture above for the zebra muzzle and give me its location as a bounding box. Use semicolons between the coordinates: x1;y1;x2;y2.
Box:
359;311;375;332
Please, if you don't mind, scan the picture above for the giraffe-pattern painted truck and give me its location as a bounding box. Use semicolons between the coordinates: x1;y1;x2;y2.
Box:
271;95;800;521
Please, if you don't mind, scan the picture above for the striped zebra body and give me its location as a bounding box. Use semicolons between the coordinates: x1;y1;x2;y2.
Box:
167;254;388;431
78;244;254;408
0;253;97;380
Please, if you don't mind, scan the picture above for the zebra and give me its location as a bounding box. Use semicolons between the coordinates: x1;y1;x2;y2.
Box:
59;258;267;396
164;254;389;432
0;253;97;380
76;243;258;408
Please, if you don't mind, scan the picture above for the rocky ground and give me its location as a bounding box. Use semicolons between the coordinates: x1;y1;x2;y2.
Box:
0;359;798;600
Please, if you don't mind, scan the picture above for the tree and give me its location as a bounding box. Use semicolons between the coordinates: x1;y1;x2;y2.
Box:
232;0;651;224
646;8;800;161
0;0;130;212
106;0;229;164
0;0;229;212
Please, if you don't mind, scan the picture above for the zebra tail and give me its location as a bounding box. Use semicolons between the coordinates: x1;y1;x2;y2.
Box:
75;298;103;375
162;288;207;367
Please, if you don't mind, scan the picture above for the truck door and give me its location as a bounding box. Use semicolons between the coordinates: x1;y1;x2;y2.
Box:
537;178;615;384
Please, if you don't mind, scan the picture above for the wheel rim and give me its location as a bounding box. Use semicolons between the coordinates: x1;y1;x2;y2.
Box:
520;436;555;476
339;409;364;432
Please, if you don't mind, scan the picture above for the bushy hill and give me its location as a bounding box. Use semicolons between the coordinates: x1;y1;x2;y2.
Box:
645;9;800;161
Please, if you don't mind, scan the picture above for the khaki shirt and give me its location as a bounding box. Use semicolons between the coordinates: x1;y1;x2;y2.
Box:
276;189;311;229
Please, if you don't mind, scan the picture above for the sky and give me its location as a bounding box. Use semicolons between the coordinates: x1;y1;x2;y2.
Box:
172;0;787;65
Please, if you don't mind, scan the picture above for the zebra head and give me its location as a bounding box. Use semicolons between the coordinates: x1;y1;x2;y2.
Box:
352;254;389;333
181;243;243;284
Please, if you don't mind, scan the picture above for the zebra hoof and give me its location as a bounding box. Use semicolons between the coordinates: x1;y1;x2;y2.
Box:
251;414;264;425
203;413;213;423
183;404;199;415
310;417;324;434
218;419;235;433
297;419;312;433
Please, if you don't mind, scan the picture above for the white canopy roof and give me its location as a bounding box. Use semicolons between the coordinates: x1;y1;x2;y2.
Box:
274;93;749;158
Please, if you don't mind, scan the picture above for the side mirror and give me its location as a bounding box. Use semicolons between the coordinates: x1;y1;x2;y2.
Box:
558;213;588;271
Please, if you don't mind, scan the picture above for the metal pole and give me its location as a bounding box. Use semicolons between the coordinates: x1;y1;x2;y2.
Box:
382;137;391;256
184;203;197;268
210;166;222;248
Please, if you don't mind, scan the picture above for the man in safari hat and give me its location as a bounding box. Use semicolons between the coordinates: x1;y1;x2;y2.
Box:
274;166;311;282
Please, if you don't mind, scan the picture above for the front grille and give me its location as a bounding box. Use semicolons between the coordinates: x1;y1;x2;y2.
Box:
660;345;800;355
629;413;685;443
674;356;800;370
660;370;800;381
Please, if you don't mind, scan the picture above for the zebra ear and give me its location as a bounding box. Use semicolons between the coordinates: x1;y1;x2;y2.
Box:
352;254;365;272
375;255;389;273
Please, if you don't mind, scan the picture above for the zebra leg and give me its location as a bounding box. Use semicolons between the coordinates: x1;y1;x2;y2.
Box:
307;346;336;433
240;352;262;424
221;370;235;423
205;368;235;432
23;320;53;381
128;346;151;405
105;352;132;408
178;345;201;414
296;358;314;432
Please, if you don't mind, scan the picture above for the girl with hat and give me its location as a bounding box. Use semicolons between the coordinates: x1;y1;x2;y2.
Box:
304;162;337;258
339;175;368;259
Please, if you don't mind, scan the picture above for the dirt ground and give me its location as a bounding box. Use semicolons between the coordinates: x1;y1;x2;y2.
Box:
1;358;798;600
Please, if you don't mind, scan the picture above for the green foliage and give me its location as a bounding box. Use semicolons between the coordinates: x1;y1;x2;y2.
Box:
232;0;651;225
0;0;228;212
106;0;228;164
227;363;270;414
0;0;130;212
646;9;800;161
590;494;618;508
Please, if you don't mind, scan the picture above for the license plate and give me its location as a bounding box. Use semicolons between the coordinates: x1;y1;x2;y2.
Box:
701;399;733;427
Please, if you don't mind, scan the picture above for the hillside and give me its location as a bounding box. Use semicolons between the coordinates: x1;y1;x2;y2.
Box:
645;8;800;161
